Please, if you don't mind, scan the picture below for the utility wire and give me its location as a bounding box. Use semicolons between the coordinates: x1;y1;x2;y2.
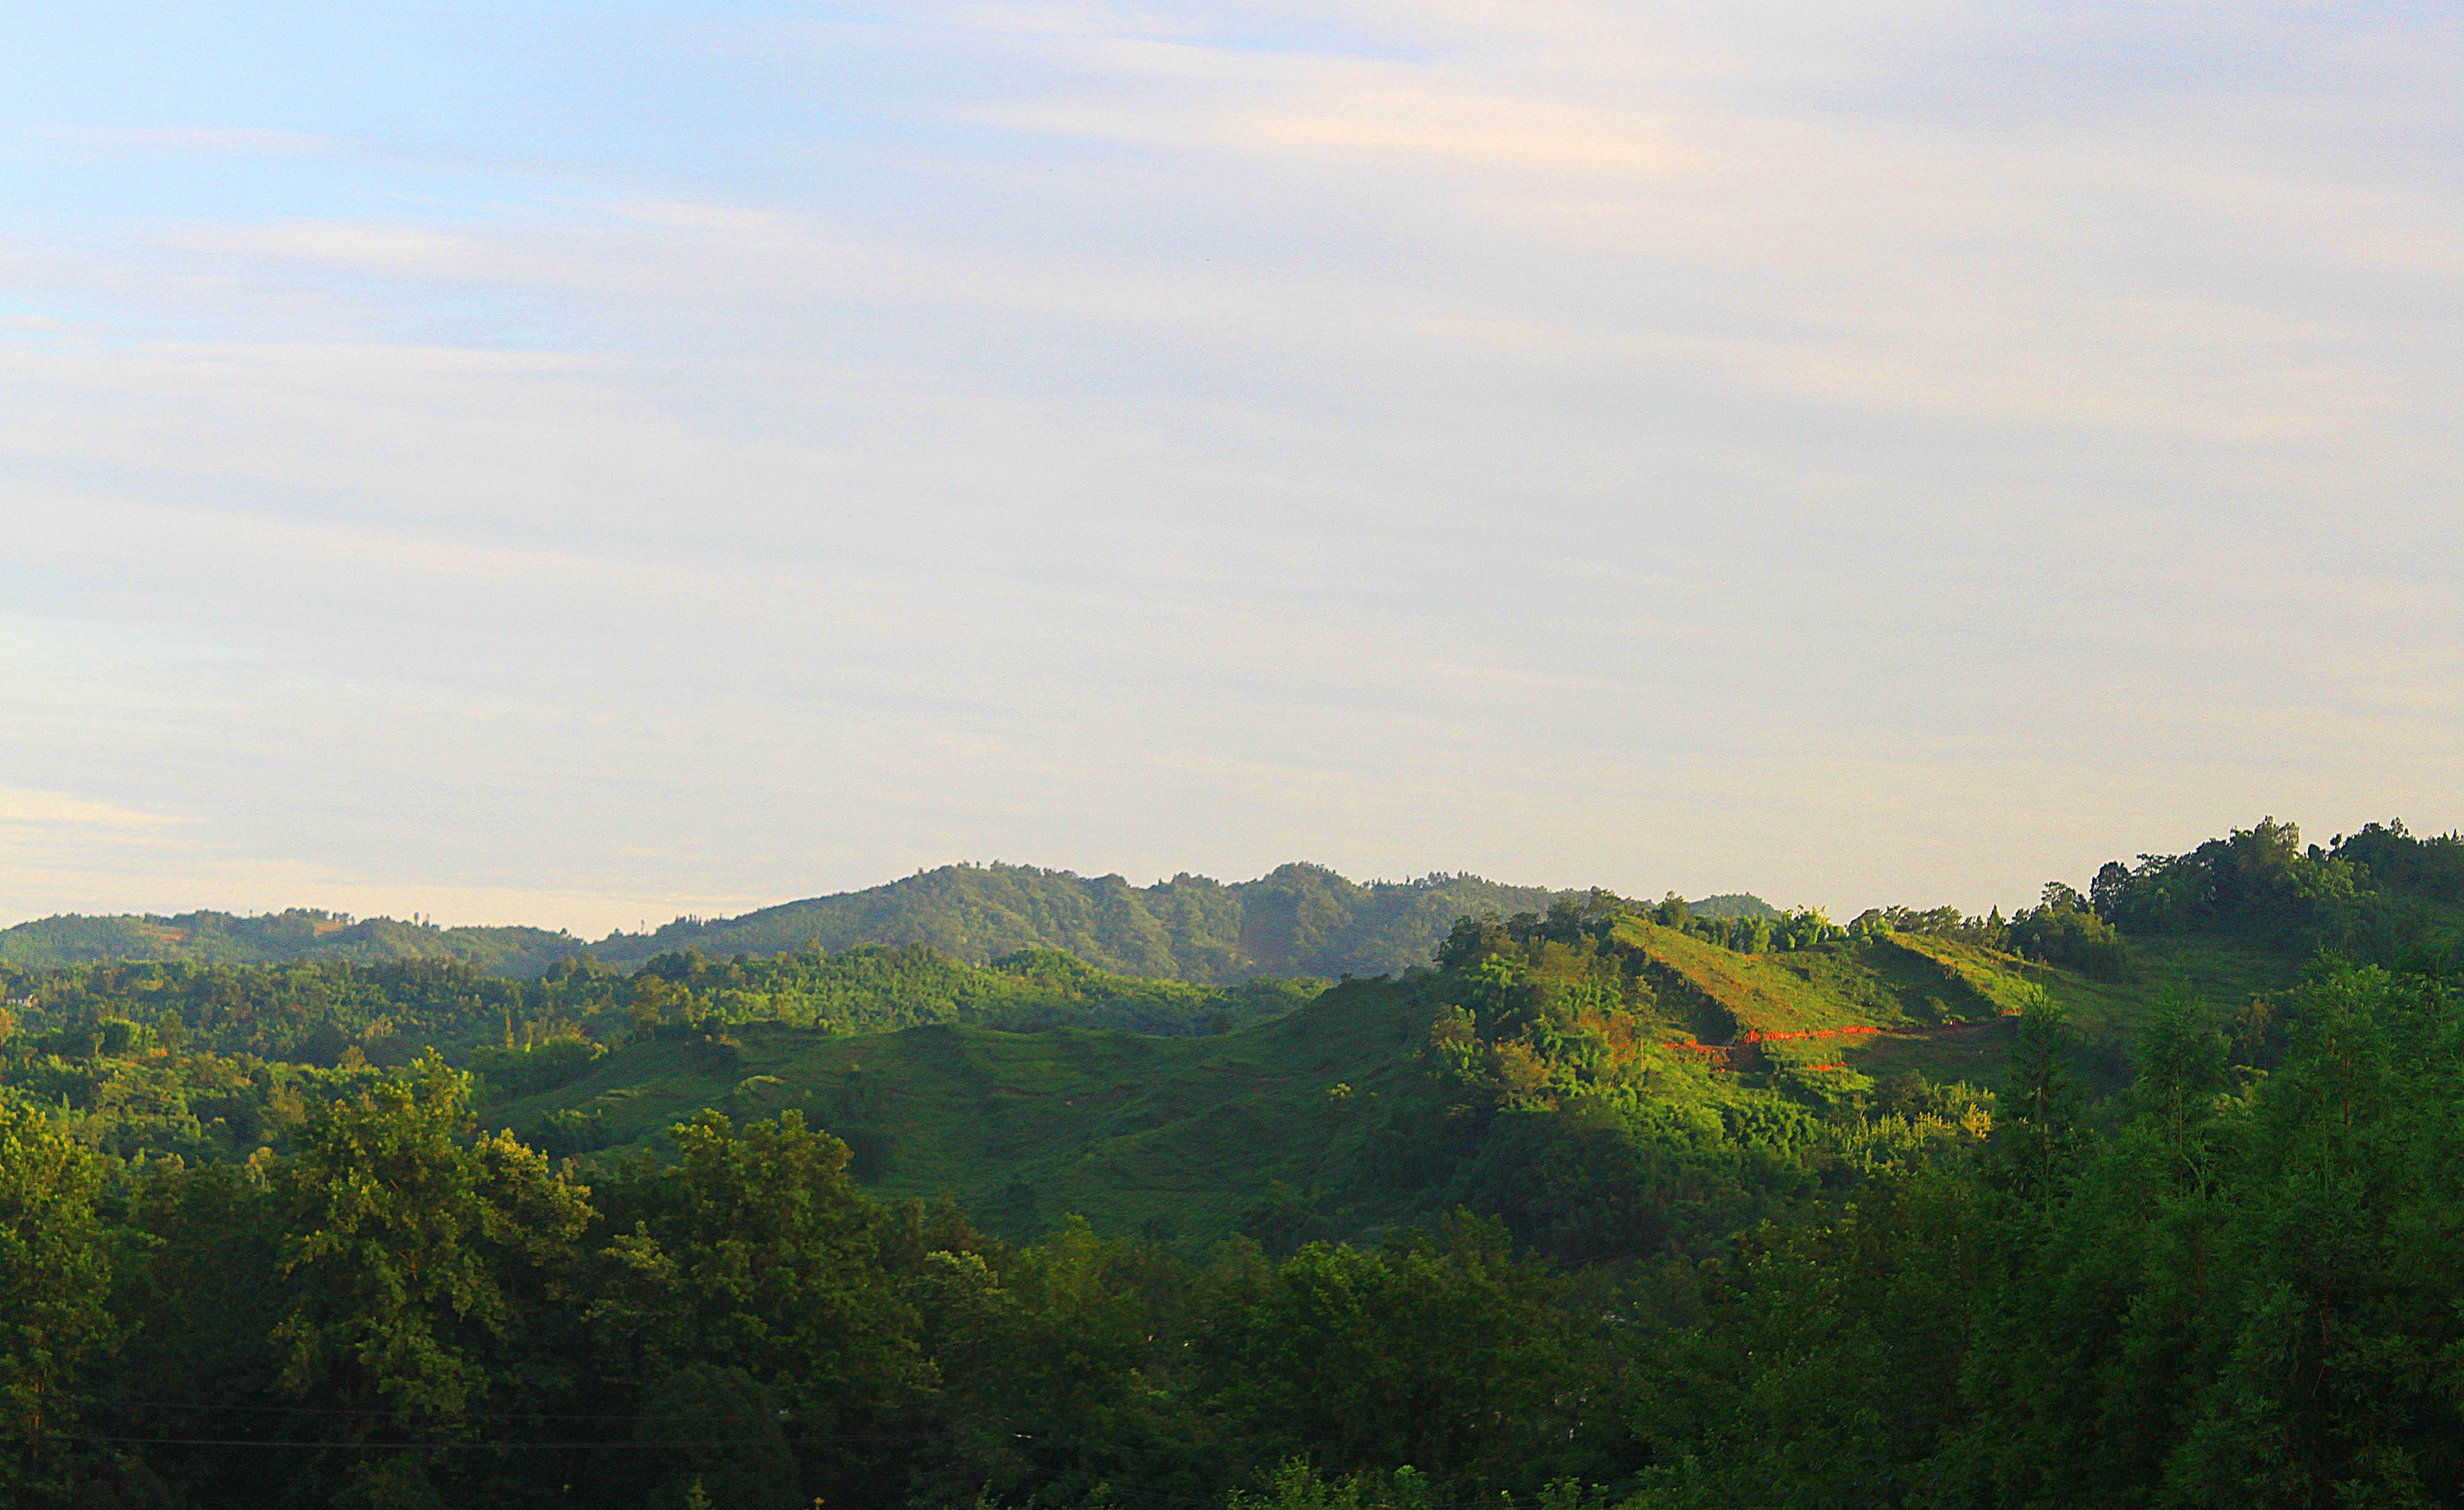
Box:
35;1438;1524;1510
90;1398;928;1431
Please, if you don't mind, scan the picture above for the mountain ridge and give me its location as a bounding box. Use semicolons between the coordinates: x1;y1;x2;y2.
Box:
0;863;1778;983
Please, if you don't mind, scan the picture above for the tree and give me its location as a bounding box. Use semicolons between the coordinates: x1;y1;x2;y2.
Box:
1628;1173;1984;1509
271;1054;592;1504
1951;964;2464;1506
2089;861;2133;916
0;1101;117;1496
590;1110;931;1506
2131;985;2225;1128
1192;1216;1597;1491
633;1365;798;1510
2157;964;2464;1503
1989;987;2086;1201
910;1217;1194;1506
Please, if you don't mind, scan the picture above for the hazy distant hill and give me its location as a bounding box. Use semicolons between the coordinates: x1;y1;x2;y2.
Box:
588;863;1579;982
0;868;1781;983
0;907;582;975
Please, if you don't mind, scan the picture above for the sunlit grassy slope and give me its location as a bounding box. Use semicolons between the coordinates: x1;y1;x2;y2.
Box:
1618;920;2011;1038
488;926;2297;1243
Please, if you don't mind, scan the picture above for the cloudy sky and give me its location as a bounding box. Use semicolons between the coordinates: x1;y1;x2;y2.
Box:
2;1;2457;936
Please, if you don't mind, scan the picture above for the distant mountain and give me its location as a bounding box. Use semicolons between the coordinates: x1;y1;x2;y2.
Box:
587;863;1570;982
0;908;581;975
0;868;1778;983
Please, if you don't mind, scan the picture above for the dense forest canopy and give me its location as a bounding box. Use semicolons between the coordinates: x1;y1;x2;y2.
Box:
3;816;2461;1507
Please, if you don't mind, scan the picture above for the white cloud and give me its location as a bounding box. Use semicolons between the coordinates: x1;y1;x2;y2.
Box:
0;788;178;827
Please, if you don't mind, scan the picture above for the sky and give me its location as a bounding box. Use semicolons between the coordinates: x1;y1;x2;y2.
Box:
2;1;2459;937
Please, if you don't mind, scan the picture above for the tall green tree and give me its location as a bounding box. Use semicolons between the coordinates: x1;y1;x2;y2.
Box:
0;1101;118;1498
271;1054;592;1506
1988;987;2087;1201
909;1218;1199;1506
590;1111;934;1506
2155;964;2464;1504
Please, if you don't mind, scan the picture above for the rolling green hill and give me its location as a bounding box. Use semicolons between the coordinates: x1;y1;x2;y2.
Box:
10;815;2453;1510
480;909;2282;1248
485;981;1427;1245
0;865;1780;981
0;906;581;974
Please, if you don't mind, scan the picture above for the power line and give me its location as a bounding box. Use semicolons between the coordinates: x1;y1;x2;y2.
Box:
92;1398;925;1430
36;1438;1524;1510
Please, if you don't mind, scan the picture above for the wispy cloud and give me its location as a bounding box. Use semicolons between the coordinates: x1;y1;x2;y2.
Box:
0;788;180;827
0;0;2457;927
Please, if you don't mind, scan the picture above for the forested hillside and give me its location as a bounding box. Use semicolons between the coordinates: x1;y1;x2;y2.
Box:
0;946;1317;1165
0;863;1789;983
0;866;1574;980
3;817;2461;1507
586;863;1576;978
0;907;582;974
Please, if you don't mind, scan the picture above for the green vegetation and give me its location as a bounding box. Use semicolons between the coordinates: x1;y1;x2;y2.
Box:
0;863;1779;984
0;944;1317;1064
0;946;1315;1167
1681;892;1779;920
3;817;2461;1507
586;863;1569;978
0;907;581;974
2094;816;2464;965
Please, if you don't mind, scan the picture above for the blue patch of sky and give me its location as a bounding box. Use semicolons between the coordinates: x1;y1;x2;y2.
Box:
3;6;931;203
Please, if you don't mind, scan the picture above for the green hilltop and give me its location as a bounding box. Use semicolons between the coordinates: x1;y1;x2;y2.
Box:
473;909;2296;1250
583;862;1573;978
